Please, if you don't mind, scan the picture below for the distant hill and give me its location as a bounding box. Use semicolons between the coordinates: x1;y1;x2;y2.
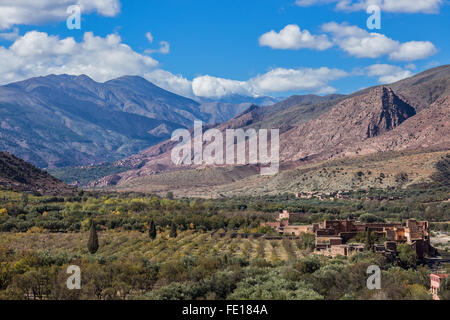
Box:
0;152;75;195
0;74;252;168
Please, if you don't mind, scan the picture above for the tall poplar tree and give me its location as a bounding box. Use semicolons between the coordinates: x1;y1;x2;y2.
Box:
88;220;99;254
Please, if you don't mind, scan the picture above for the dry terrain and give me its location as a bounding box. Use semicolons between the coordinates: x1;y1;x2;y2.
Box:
105;149;449;198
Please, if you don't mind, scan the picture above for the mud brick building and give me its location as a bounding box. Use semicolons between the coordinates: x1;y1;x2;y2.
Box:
262;214;436;259
314;219;435;259
277;210;304;221
430;273;448;300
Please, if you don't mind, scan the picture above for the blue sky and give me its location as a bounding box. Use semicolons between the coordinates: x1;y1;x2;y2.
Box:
0;0;448;99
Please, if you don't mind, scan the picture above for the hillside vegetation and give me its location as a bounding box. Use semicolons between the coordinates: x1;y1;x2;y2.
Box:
1;188;448;300
0;152;75;195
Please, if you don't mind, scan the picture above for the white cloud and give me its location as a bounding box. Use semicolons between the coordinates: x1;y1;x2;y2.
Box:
0;0;121;30
145;69;194;98
192;67;347;98
259;24;332;50
193;76;249;98
0;31;158;85
405;63;416;70
4;30;419;100
145;32;154;43
0;30;195;98
323;22;397;58
365;64;412;83
0;27;19;41
389;41;437;61
259;22;438;61
296;0;444;14
144;31;170;55
145;40;170;55
252;67;346;93
322;22;437;60
157;41;170;54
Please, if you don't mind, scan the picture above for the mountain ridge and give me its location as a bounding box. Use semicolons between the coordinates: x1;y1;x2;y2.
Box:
86;65;450;190
0;74;257;168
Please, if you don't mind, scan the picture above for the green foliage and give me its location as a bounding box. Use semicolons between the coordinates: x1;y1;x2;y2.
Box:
149;220;157;240
169;223;177;238
439;277;450;300
228;269;323;300
87;220;99;254
359;213;382;223
298;233;315;250
166;192;174;200
397;244;417;269
0;189;447;300
295;256;321;274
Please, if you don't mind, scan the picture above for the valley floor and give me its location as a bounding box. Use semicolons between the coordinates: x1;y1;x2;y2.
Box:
103;149;449;198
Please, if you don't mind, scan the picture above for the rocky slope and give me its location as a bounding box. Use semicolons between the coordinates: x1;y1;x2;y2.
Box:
0;152;75;195
88;65;450;190
279;86;417;162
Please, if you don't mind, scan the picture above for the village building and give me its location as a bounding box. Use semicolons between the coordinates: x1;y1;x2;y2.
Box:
260;210;313;236
314;219;435;258
281;225;315;236
278;210;291;221
277;210;304;221
262;214;436;259
430;273;448;300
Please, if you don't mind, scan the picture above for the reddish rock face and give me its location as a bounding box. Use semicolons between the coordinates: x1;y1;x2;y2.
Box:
366;87;416;138
278;86;418;162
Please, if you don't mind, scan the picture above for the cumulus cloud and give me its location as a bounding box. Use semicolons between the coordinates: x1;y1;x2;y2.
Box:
365;64;412;83
258;22;437;61
0;30;398;100
0;31;158;85
259;24;332;50
323;22;397;58
0;30;195;98
192;76;249;98
0;0;121;30
295;0;444;14
389;41;437;61
192;67;347;98
145;69;194;98
2;31;345;99
322;22;437;60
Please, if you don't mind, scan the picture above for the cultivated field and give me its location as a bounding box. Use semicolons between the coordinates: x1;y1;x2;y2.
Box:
0;230;307;264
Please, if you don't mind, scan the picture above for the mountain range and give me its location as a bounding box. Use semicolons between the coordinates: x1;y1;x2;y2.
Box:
0;74;258;168
85;65;450;194
0;65;449;196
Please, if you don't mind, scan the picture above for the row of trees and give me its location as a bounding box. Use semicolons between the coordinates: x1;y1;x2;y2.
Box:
87;219;176;254
0;243;439;300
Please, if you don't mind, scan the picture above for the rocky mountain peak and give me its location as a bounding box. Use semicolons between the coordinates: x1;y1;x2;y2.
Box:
365;86;416;138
